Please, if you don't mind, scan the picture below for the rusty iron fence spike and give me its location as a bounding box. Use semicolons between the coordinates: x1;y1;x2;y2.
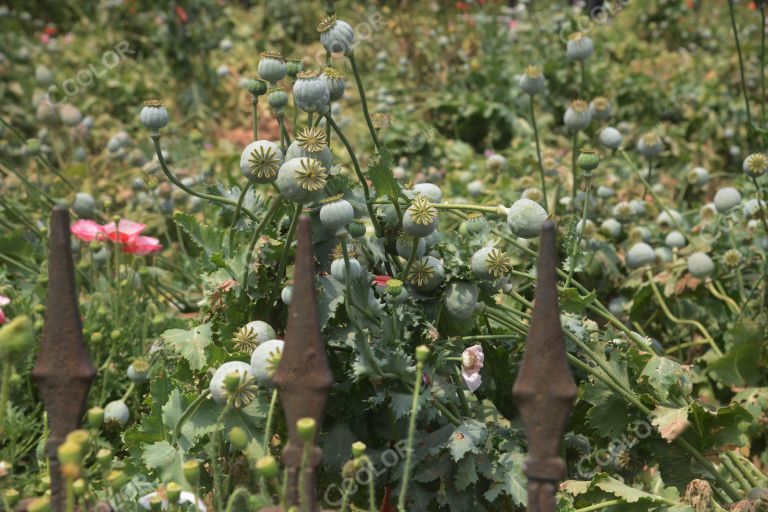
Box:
268;215;333;511
512;220;577;512
30;206;97;512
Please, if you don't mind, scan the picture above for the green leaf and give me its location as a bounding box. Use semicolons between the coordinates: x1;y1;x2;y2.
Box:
686;401;751;452
161;389;185;433
639;356;692;403
142;441;184;484
595;474;675;504
449;419;487;461
582;379;632;438
483;451;526;506
161;323;213;371
559;288;596;314
174;212;225;258
454;454;478;491
368;147;399;199
651;406;691;442
317;275;344;330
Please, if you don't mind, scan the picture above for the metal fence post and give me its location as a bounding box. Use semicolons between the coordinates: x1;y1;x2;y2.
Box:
30;206;97;512
263;215;334;512
512;220;577;512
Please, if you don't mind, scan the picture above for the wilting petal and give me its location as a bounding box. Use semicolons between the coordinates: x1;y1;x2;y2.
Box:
461;370;482;392
0;296;9;307
372;275;392;287
122;236;162;256
70;219;103;242
103;219;146;243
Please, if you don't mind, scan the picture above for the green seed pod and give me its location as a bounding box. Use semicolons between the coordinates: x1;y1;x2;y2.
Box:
347;220;367;238
743;153;768;178
444;281;479;320
256;456;279;479
3;489;20;508
107;470;129;491
149;495;163;512
27;497;51;512
96;448;113;466
86;407;104;429
72;479;86;497
415;345;430;363
229;426;249;450
507;199;547;239
247;78;269;97
258;50;287;84
0;316;34;363
286;58;303;79
166;482;182;504
139;100;169;132
240;140;283;184
519;65;545;95
267;88;289;111
577;147;600;172
318;15;355;56
57;441;82;465
351;441;366;458
183;460;200;486
297;418;316;442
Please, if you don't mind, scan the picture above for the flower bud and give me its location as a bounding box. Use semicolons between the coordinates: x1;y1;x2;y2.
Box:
149;495;163;512
0;316;33;362
415;345;430;363
297;418;316;442
247;78;269;97
96;448;113;467
107;470;129;491
351;441;366;458
57;441;81;466
72;479;87;497
166;482;181;504
577;147;600;172
183;460;200;486
228;426;249;450
256;456;279;479
385;279;403;296
65;430;90;449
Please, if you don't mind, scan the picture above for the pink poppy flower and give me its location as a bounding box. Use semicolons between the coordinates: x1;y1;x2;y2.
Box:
372;275;392;287
122;236;162;256
70;220;104;242
0;296;10;325
461;344;484;392
102;220;146;244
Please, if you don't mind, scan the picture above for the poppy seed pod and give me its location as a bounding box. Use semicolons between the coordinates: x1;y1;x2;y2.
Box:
714;187;741;213
104;400;130;426
687;166;709;186
743;152;768;178
321;67;346;101
687;252;714;278
507;198;547;238
589;97;611;121
286;126;332;169
637;132;663;159
72;192;95;218
564;100;592;132
276;157;328;202
319;194;355;231
240;140;283;184
293;71;331;113
140;100;169;132
246;78;269;97
412;183;443;203
250;339;284;385
318;15;355;56
626;243;656;269
286;58;303;79
566;32;594;61
403;194;438;238
599;126;622;149
664;231;686;249
577;147;600;172
258;50;287;84
471;246;511;280
519;65;545;95
444;281;479;320
209;361;254;404
267;88;289;111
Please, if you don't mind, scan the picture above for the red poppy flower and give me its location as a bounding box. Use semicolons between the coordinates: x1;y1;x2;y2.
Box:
372;275;392;287
122;236;162;255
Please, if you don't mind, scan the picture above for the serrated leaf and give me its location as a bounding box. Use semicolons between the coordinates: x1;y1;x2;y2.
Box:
142;441;184;484
639;356;692;403
559;288;596;314
161;389;185;433
651;406;691;442
317;275;345;330
368;147;399;199
687;401;751;452
449;419;487;461
454;454;478;491
174;212;225;258
162;323;212;370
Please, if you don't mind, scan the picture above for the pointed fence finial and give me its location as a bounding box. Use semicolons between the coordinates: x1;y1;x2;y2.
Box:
270;215;333;510
31;206;97;512
512;220;577;512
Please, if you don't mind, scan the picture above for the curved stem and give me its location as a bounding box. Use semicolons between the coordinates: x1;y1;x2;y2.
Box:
274;203;303;287
729;0;755;148
400;238;420;281
225;487;251;512
263;388;279;453
348;52;380;150
172;390;211;444
646;270;722;356
566;172;591;287
397;358;423;511
242;199;283;294
251;98;259;141
151;135;257;222
327;115;382;237
228;182;253;256
706;280;740;315
529;96;548;204
432;203;502;215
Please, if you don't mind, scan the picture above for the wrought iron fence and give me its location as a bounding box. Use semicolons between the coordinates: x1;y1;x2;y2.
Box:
27;207;574;512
